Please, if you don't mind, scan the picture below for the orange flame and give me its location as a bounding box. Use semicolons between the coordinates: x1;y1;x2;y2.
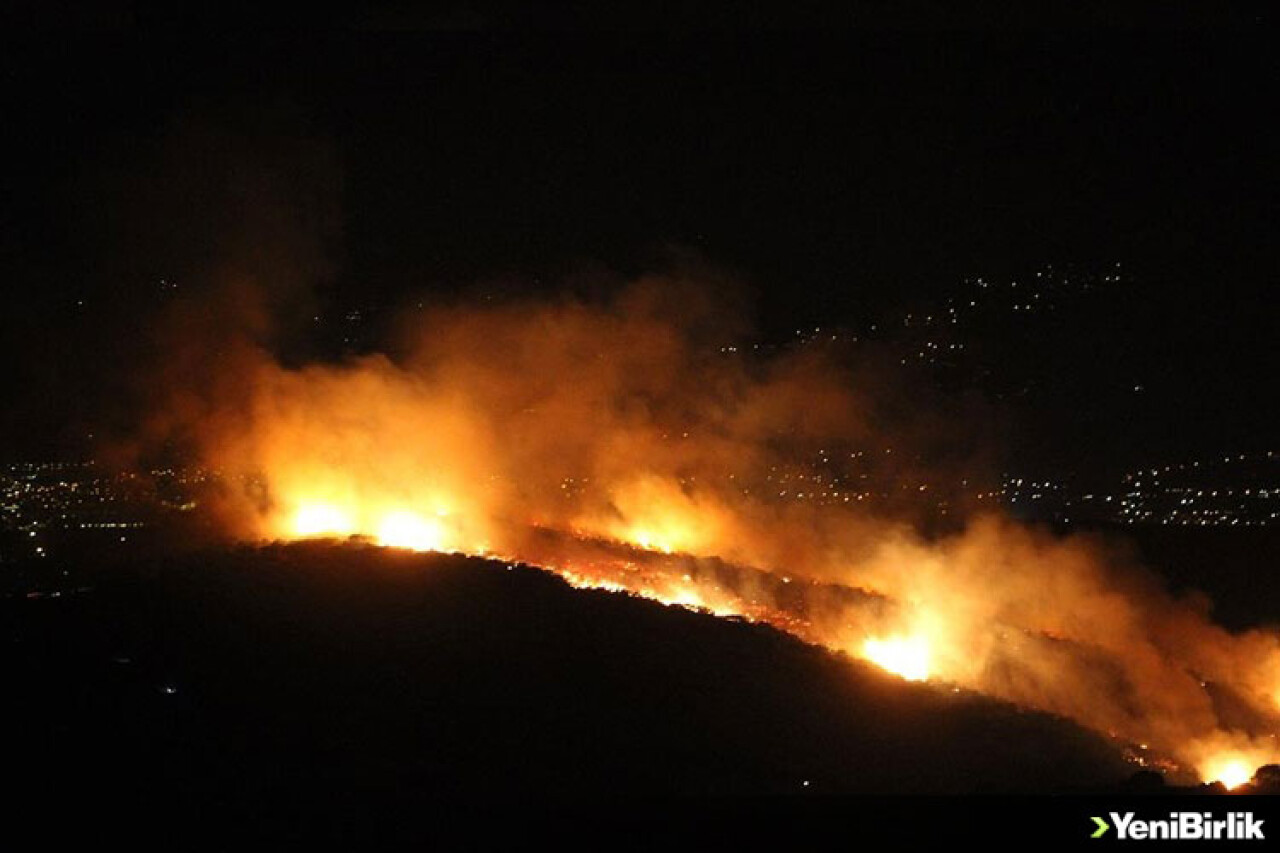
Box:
291;503;355;538
173;283;1280;786
375;510;450;552
1202;756;1253;790
862;635;931;682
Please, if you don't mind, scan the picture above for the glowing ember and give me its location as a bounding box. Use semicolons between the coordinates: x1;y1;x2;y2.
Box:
1204;757;1253;790
861;635;931;682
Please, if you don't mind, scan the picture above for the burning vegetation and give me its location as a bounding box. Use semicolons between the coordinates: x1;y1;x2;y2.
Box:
135;275;1280;790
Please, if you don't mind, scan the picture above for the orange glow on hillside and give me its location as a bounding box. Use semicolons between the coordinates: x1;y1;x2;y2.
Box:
172;283;1280;787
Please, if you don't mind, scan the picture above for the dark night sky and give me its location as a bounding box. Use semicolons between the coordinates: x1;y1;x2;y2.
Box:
1;23;1275;472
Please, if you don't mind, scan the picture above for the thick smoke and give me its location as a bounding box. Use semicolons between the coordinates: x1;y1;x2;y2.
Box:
140;273;1280;784
114;112;1280;785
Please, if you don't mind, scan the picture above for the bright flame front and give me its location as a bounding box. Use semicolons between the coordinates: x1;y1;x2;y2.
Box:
286;499;457;554
376;510;449;552
862;635;931;682
292;503;356;538
1204;756;1253;790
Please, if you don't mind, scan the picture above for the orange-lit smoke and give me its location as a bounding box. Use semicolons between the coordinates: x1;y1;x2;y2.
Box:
157;277;1280;787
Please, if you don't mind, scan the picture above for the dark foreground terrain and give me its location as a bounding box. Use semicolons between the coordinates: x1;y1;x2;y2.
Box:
6;541;1266;841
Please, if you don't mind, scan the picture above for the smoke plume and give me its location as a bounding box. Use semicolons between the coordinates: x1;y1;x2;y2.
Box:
111;111;1280;786
134;271;1280;786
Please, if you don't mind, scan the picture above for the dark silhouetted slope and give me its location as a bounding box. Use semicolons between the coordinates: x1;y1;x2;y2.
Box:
5;542;1133;826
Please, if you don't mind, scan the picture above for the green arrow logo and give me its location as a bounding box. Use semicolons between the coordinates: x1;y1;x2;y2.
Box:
1091;816;1110;838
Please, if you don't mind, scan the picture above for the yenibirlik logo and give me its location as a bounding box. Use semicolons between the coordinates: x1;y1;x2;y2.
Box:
1091;812;1264;841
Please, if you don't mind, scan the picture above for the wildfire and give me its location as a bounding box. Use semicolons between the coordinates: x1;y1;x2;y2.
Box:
861;635;931;682
287;500;456;553
375;510;449;552
555;559;742;618
177;283;1280;787
1203;756;1254;790
597;475;724;558
627;528;676;554
291;503;355;538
